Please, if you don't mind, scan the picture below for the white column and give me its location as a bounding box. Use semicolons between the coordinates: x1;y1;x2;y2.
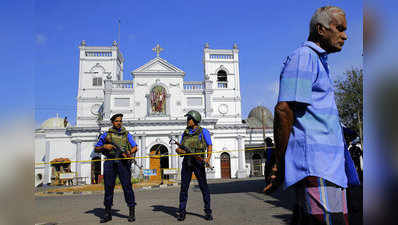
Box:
177;134;183;168
174;135;179;179
136;135;141;167
177;134;183;181
103;79;112;119
44;141;51;185
73;139;82;177
168;133;177;169
141;134;146;169
237;135;246;178
145;94;150;116
101;154;104;176
204;79;213;117
207;132;216;179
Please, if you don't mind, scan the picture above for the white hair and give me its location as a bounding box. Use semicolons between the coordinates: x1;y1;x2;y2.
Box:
310;6;345;36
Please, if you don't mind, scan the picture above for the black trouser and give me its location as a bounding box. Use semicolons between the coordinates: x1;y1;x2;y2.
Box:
103;160;136;207
179;157;211;214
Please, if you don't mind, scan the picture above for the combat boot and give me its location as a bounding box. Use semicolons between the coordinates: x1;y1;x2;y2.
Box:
204;213;213;221
128;206;135;222
177;211;186;221
100;206;112;223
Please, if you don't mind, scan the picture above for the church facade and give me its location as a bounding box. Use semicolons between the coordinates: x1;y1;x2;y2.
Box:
35;41;274;186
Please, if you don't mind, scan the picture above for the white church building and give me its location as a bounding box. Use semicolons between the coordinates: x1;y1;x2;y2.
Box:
35;40;274;186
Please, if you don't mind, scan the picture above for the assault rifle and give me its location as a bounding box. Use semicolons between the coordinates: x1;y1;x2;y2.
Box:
169;138;214;170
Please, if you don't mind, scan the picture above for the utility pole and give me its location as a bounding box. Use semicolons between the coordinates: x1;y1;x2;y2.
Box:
118;19;121;45
261;107;266;151
261;107;267;177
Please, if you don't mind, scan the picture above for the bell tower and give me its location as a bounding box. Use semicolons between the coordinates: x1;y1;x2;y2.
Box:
76;40;124;126
202;43;242;124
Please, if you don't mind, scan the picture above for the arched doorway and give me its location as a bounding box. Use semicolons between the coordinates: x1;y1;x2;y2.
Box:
252;154;263;177
220;152;231;179
149;144;169;181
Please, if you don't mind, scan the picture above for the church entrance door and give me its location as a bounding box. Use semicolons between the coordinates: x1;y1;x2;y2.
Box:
149;144;169;182
220;152;231;179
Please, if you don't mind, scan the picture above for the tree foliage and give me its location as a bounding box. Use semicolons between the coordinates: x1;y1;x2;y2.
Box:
335;68;363;146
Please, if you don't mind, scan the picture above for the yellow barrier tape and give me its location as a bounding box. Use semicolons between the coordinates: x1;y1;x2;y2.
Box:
35;146;275;165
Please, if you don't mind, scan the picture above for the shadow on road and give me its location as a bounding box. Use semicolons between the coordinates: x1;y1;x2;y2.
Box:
273;214;293;224
263;187;296;224
85;208;128;219
193;178;295;224
151;205;206;219
193;178;266;195
192;178;295;210
265;187;296;210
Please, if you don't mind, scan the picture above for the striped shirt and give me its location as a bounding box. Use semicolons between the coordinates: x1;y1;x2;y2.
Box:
278;41;347;189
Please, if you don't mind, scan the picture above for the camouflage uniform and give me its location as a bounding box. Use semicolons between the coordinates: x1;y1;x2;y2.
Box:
178;126;212;215
102;127;136;209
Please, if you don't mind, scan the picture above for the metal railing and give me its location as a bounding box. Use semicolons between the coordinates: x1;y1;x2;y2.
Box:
183;81;203;91
112;80;134;89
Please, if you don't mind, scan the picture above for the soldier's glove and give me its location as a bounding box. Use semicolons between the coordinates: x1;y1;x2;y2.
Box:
176;148;186;156
103;144;115;151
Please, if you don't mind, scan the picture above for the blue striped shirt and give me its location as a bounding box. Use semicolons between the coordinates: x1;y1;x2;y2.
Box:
278;41;348;188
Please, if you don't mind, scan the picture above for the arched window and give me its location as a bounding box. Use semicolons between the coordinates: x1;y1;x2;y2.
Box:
90;63;105;87
217;70;227;88
217;70;227;81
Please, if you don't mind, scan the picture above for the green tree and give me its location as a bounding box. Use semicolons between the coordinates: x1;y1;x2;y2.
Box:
335;68;363;149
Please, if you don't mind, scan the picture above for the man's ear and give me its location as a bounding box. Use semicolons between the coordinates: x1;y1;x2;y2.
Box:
316;24;326;37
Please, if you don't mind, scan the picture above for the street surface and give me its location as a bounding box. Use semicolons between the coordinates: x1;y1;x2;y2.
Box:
35;178;295;225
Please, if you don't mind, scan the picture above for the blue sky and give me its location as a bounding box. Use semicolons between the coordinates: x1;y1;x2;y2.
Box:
31;0;362;127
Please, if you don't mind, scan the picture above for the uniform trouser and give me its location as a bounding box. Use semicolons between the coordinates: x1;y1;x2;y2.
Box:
103;160;136;207
179;158;211;214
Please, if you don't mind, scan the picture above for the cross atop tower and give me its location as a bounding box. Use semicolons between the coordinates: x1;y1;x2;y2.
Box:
152;44;164;57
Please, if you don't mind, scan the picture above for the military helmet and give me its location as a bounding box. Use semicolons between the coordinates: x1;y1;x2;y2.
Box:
185;110;202;123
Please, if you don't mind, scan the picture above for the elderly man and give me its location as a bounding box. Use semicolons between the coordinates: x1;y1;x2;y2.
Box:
266;6;359;225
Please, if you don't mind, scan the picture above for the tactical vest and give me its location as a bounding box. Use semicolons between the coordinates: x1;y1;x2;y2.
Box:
106;127;131;156
181;127;207;158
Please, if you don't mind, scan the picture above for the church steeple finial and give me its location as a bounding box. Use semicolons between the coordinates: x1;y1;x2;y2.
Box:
152;44;164;57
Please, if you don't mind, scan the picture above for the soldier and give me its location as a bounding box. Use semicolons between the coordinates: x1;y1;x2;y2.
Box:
94;113;137;223
263;137;275;193
175;110;213;221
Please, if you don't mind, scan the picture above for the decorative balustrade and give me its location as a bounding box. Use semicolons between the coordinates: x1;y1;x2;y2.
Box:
183;81;203;91
85;51;112;57
209;54;234;59
112;80;134;89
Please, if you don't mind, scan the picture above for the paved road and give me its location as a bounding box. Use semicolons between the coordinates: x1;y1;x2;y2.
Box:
35;178;295;225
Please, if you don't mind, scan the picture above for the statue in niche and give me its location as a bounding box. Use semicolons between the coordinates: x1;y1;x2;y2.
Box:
150;86;166;114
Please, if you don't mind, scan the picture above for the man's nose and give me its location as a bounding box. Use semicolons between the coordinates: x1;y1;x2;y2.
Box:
341;32;348;40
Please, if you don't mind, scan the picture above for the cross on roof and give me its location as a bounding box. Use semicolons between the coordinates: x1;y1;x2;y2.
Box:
152;44;164;57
